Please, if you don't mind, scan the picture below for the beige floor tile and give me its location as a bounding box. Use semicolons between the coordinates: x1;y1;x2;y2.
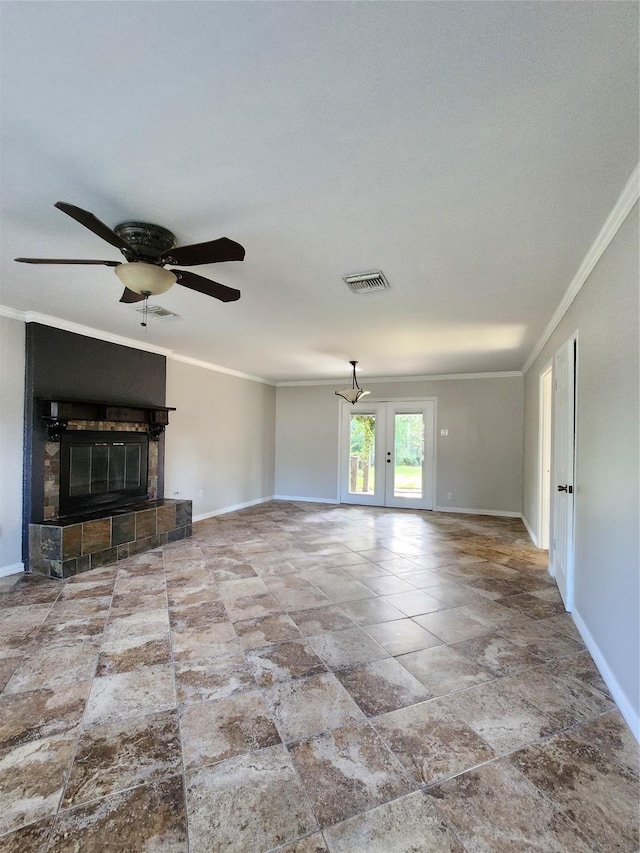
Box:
434;680;555;754
62;710;181;807
174;650;255;704
0;681;90;757
323;791;464;853
412;607;491;643
185;744;318;853
50;776;187;852
380;591;447;617
234;612;303;649
510;725;640;851
427;757;595;852
289;605;355;636
0;732;77;835
4;644;98;694
397;644;494;697
84;664;176;725
264;672;365;742
307;627;389;670
450;633;545;677
246;640;328;687
337;596;406;626
180;690;280;769
288;722;415;828
336;658;432;716
364;618;442;656
372;700;495;785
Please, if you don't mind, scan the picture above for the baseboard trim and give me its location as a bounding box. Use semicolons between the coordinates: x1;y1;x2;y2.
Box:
192;496;274;522
434;506;522;519
572;607;639;742
521;513;540;548
0;562;24;578
273;495;339;505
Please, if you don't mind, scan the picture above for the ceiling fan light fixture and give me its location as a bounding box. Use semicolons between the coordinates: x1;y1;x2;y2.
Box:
335;360;370;404
114;262;177;296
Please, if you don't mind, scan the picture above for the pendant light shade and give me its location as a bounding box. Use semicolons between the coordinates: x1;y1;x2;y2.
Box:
335;361;370;404
115;262;177;296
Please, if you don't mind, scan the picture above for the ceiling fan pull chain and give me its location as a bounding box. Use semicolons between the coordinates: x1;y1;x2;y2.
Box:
141;296;148;329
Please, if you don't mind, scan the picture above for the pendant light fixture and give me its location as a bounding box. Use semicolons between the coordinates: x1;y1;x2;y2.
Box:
335;361;370;404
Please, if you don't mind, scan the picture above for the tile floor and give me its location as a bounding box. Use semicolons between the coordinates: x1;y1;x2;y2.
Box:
0;501;638;852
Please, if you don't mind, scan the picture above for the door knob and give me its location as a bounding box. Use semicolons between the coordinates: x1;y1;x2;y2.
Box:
557;484;573;493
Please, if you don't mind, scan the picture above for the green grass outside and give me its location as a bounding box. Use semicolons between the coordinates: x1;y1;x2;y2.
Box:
353;463;421;494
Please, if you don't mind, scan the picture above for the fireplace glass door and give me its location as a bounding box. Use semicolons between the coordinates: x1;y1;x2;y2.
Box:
59;431;149;515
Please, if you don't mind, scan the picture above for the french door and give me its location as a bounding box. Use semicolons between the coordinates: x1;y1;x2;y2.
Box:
339;401;435;510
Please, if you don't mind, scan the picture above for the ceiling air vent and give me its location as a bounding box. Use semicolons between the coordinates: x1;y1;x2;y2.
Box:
342;270;390;294
133;304;179;319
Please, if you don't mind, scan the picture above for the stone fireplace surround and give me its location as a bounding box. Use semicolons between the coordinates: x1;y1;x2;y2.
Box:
29;397;192;579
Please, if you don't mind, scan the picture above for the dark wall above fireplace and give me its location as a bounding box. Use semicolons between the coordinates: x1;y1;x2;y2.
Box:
23;323;167;560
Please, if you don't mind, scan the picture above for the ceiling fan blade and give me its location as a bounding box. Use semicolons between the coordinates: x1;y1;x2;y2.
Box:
15;257;121;266
162;237;245;266
119;288;146;304
171;269;241;302
55;202;132;253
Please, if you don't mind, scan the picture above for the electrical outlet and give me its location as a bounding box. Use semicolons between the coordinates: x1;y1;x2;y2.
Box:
447;492;453;501
440;428;448;436
173;491;180;496
198;489;204;498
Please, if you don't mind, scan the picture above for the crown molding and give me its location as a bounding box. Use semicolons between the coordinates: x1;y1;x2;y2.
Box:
523;163;639;375
0;307;173;355
168;353;275;386
277;371;522;387
0;305;29;322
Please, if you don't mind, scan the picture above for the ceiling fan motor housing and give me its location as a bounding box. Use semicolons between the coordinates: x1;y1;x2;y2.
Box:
114;221;177;263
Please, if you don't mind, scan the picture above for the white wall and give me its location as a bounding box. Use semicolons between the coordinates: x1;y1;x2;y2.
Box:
165;359;276;519
523;202;639;735
275;375;523;514
0;316;25;575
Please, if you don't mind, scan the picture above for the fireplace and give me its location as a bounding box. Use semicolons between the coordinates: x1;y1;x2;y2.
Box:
28;397;192;579
59;430;149;516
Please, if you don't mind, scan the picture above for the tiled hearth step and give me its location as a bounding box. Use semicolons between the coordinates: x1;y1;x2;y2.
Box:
29;499;192;579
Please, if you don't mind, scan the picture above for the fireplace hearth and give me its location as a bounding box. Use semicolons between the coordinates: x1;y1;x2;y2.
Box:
29;498;192;578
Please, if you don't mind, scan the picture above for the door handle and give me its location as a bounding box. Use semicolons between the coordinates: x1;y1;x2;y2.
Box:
557;484;573;493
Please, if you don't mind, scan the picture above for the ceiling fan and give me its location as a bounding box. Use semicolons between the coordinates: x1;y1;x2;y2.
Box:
15;202;244;304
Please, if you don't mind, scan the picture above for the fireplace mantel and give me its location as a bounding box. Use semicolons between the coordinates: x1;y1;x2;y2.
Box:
40;398;176;441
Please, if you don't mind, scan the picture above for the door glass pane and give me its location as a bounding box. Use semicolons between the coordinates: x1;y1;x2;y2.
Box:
108;444;126;491
394;413;423;498
69;446;91;496
125;444;142;489
349;413;376;495
91;445;109;494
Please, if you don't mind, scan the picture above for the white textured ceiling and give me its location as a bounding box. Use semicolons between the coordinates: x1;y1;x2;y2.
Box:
1;1;637;382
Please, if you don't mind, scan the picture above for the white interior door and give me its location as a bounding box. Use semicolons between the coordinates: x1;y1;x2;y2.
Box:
340;400;434;510
551;337;576;610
